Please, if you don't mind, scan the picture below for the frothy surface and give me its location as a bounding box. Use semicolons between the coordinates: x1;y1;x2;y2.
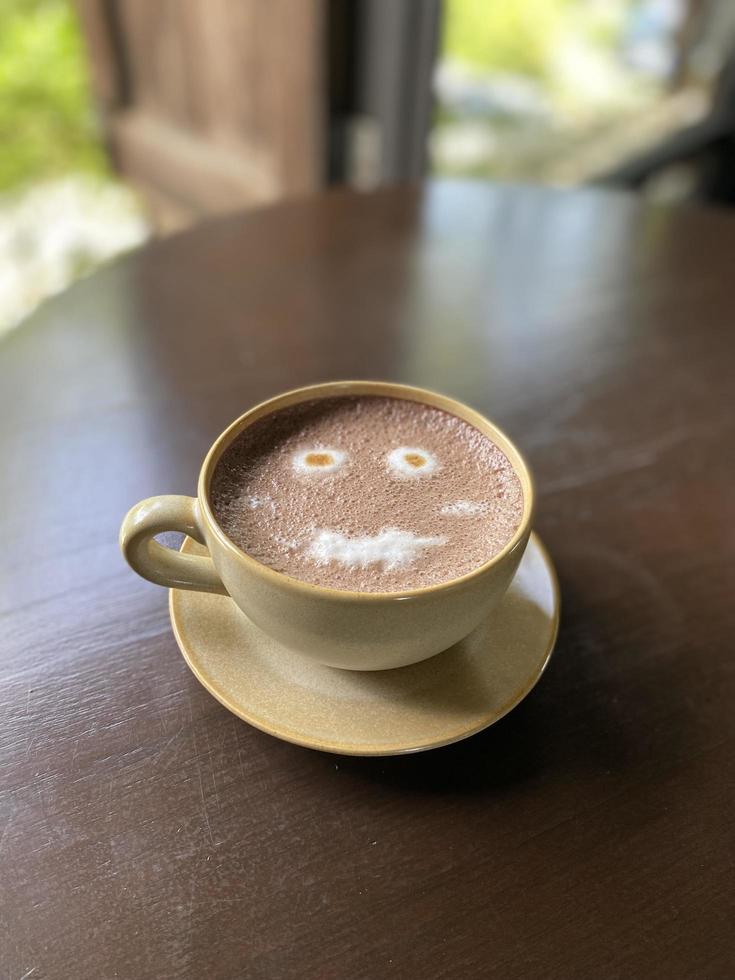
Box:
210;396;524;592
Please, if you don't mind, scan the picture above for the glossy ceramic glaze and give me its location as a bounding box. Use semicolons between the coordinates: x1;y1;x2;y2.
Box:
120;381;535;669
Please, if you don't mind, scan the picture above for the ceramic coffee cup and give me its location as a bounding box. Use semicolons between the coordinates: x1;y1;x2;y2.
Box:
120;381;534;670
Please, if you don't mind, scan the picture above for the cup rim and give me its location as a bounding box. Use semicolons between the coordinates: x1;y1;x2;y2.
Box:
198;381;535;602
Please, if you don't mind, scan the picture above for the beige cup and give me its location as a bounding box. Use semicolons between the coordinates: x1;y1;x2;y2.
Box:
120;381;534;670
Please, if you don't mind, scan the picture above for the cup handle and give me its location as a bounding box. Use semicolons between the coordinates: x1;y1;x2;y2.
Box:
120;495;228;594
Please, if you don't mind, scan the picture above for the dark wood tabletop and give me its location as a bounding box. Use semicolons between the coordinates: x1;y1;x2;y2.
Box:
1;182;733;980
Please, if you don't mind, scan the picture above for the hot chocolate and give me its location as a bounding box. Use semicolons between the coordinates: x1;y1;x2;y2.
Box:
210;396;524;592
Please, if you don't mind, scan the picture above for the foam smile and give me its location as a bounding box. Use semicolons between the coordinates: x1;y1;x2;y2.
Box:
305;528;447;571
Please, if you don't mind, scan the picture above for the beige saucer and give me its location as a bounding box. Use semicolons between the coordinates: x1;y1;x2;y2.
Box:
169;533;559;756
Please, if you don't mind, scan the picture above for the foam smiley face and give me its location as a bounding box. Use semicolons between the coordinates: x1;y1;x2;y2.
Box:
211;396;523;592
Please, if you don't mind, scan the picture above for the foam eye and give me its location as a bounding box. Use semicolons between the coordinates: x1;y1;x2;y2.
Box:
292;448;346;474
386;447;439;478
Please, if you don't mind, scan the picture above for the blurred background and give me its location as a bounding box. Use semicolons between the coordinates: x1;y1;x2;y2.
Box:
2;0;735;336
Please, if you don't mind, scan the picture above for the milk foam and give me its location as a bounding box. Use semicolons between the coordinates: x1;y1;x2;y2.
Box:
246;494;276;513
210;395;524;592
306;528;446;571
440;500;489;516
292;448;347;474
386;446;439;478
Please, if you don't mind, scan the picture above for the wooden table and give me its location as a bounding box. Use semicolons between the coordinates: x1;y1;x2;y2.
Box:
1;183;733;979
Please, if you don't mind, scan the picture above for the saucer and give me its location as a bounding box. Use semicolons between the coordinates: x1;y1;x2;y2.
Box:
169;533;559;756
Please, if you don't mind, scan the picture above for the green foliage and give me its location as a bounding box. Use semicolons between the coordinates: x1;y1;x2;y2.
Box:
442;0;574;79
0;0;106;192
